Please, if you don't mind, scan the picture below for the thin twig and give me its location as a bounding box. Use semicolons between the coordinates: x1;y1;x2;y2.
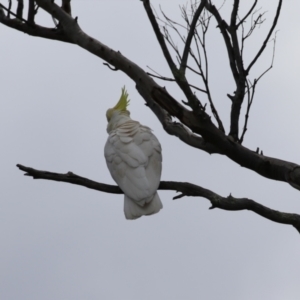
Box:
243;11;267;42
147;72;175;82
186;65;202;76
7;0;12;18
147;72;207;93
103;63;119;71
239;79;254;144
237;0;258;27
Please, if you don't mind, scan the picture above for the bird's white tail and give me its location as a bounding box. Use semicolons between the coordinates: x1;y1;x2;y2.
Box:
124;192;163;220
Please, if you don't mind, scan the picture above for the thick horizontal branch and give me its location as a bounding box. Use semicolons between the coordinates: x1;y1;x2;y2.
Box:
16;164;300;234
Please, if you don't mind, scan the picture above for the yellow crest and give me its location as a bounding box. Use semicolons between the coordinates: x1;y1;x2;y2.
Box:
106;86;130;121
114;86;130;111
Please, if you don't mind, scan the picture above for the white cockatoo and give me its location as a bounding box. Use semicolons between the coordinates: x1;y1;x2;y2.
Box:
104;87;163;219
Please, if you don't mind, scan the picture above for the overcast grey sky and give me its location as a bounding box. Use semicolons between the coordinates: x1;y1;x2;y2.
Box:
1;1;300;299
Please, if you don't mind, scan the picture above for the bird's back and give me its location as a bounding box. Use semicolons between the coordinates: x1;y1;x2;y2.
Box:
105;119;162;207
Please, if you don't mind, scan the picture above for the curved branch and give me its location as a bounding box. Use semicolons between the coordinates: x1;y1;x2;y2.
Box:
16;164;300;234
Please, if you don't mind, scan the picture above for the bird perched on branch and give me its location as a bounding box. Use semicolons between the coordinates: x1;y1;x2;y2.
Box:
104;87;163;219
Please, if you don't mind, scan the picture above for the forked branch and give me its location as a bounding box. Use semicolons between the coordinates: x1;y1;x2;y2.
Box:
143;0;202;111
239;32;277;144
156;2;225;132
204;0;281;142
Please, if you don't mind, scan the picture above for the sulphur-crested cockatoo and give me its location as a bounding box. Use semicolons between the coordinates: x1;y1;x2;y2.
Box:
104;87;163;219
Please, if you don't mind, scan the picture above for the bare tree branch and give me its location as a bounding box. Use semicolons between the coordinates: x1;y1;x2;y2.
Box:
246;0;282;73
204;2;246;141
27;0;35;24
61;0;71;15
230;0;239;28
237;0;258;28
239;33;277;144
143;0;202;111
16;0;24;19
147;71;207;93
150;86;300;191
7;0;11;18
204;3;239;85
239;79;254;144
0;2;28;23
204;1;280;142
180;0;205;74
160;3;225;133
16;164;300;234
228;2;247;141
143;0;177;75
182;4;225;133
136;84;222;154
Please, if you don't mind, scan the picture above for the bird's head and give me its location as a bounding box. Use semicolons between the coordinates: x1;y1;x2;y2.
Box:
106;86;130;122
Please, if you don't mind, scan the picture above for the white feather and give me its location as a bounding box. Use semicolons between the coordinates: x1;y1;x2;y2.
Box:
104;111;163;219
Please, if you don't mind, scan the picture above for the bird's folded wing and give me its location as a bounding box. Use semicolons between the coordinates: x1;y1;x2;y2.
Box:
104;124;162;203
